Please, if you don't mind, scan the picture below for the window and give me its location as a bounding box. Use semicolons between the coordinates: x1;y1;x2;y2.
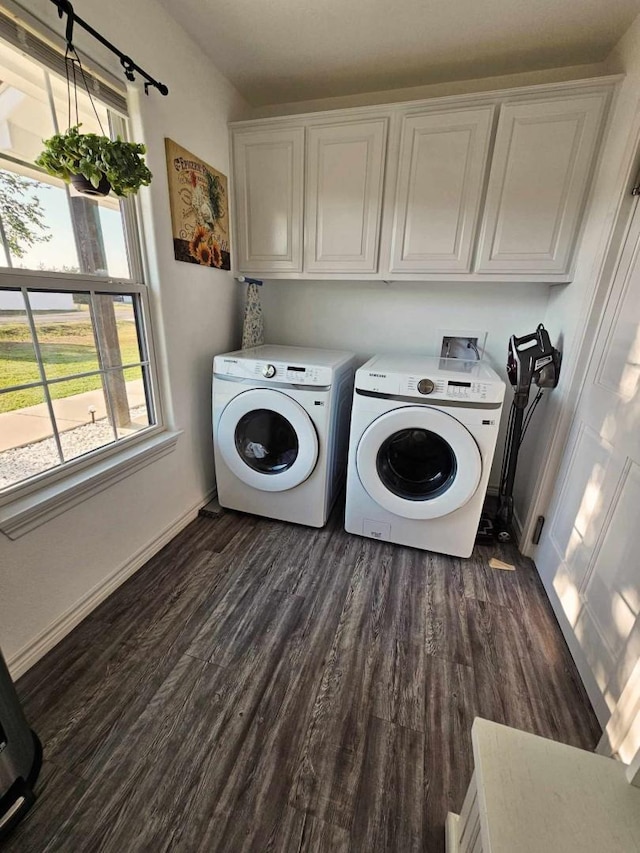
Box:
1;286;156;490
0;31;172;533
0;38;130;277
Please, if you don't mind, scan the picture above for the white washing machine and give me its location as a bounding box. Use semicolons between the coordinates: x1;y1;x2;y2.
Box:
345;354;505;557
213;345;356;527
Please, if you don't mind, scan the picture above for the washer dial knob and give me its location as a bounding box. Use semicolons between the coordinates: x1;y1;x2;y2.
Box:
262;364;276;378
417;378;435;395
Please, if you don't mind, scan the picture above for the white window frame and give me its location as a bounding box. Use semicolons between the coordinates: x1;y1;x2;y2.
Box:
0;40;179;540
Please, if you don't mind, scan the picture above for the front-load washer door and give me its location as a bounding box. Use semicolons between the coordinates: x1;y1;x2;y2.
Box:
217;388;319;492
356;406;482;519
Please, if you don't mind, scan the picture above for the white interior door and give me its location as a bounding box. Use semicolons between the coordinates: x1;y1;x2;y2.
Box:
536;201;640;725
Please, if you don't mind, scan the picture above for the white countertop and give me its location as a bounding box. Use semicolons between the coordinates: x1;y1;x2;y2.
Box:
472;718;640;853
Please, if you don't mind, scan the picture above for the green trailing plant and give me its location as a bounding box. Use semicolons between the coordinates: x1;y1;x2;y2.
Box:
36;125;152;197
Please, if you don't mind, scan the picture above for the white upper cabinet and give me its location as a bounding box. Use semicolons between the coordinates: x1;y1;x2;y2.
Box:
229;78;615;280
475;92;609;276
389;106;495;273
232;127;304;273
305;119;388;273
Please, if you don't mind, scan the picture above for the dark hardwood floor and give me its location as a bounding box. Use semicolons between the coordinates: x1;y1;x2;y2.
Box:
6;504;600;852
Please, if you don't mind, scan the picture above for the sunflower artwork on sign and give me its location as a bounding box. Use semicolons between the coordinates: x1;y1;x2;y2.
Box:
165;138;230;270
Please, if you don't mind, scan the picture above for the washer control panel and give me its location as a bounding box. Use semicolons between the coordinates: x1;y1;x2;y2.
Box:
355;355;505;405
215;356;332;386
446;380;489;401
359;370;501;403
406;376;446;396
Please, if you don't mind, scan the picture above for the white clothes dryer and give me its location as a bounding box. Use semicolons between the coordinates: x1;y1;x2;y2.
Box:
213;345;355;527
345;355;505;557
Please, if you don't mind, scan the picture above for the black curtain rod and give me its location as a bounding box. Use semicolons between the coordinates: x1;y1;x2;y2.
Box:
50;0;169;96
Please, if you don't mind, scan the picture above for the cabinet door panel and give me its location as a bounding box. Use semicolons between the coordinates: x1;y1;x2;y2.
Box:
476;93;609;275
233;127;304;272
390;106;494;273
305;119;387;273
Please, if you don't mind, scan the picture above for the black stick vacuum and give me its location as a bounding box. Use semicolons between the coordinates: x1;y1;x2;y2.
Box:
490;324;562;543
0;649;42;840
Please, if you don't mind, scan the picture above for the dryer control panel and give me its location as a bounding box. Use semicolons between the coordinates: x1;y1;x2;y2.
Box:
214;356;333;387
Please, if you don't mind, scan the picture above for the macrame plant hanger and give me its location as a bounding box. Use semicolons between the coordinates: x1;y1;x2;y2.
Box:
60;26;114;197
63;36;107;137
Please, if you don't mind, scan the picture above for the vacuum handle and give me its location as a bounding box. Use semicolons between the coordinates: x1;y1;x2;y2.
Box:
512;330;539;348
512;323;552;355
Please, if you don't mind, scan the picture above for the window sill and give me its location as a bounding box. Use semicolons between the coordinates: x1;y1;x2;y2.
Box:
0;430;182;540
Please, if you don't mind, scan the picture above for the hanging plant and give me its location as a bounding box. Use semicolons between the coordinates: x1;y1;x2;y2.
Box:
34;41;152;199
36;125;152;198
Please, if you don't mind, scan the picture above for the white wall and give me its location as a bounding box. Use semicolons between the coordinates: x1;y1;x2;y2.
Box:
0;0;249;670
512;11;640;552
250;62;608;119
261;279;550;488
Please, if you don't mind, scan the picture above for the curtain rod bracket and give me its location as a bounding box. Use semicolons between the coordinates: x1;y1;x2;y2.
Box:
49;0;169;96
120;55;135;82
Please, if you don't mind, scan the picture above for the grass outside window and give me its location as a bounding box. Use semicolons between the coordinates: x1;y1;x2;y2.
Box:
0;309;141;413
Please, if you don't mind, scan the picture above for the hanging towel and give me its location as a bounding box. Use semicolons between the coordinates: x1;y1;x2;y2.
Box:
242;282;264;349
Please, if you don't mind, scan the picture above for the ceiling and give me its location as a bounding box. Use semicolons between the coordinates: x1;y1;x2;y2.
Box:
158;0;640;107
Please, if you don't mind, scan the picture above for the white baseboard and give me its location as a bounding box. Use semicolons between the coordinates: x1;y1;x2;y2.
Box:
8;488;216;680
445;812;460;853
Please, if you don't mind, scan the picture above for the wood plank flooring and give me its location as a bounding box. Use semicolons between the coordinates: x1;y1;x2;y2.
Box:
7;504;600;852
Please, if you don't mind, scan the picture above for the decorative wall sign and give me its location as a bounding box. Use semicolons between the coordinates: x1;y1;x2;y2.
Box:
165;138;230;270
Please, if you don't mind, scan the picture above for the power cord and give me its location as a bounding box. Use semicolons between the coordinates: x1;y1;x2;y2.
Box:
520;389;544;445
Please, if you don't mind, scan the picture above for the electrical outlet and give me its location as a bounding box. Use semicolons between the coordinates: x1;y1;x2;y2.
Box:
439;330;488;360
